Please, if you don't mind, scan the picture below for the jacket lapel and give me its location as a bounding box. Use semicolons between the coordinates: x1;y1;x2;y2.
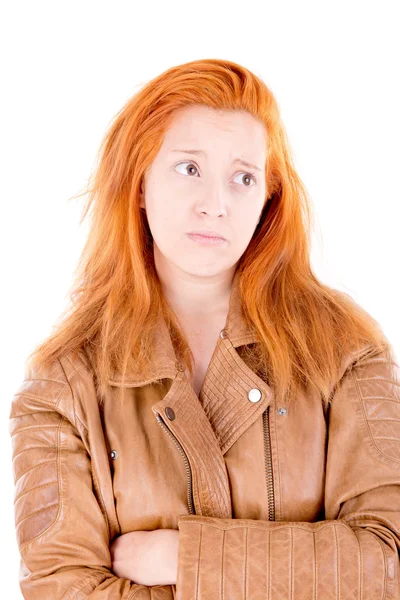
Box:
108;270;274;517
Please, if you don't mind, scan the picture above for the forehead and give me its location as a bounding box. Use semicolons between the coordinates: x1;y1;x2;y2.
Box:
162;105;267;150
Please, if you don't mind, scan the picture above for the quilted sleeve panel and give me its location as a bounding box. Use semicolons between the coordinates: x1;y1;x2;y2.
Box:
352;353;400;462
10;373;68;550
9;356;176;600
177;516;393;599
175;344;400;599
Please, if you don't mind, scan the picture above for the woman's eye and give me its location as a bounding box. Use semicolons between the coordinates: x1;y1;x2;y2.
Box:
232;172;256;187
174;161;256;186
174;162;200;177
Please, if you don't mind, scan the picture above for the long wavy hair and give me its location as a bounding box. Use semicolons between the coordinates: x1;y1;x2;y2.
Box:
25;57;392;407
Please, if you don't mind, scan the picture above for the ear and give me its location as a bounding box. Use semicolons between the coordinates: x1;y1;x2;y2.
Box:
139;180;146;210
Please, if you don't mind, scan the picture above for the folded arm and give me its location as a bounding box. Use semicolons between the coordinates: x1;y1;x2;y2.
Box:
9;356;176;599
176;345;400;599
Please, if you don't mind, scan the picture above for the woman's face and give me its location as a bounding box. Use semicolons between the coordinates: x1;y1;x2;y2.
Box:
139;104;267;280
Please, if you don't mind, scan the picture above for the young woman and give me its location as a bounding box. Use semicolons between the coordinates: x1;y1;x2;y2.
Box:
9;58;400;599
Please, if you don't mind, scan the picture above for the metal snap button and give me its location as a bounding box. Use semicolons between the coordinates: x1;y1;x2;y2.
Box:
220;328;229;339
175;361;185;372
110;450;118;460
165;407;176;421
277;407;287;416
248;388;262;402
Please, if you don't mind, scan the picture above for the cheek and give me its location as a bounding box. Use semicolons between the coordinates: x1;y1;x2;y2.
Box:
145;197;187;246
145;191;177;227
230;210;261;250
235;206;260;232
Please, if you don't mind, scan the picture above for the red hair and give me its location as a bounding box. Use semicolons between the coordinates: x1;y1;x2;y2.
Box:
26;58;391;406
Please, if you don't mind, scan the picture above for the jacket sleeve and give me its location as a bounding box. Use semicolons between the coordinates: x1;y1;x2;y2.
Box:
9;358;176;600
175;345;400;599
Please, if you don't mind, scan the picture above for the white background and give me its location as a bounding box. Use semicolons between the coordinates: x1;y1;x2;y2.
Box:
1;1;399;597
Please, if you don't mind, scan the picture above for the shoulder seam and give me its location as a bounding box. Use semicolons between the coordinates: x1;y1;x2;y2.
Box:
351;365;400;465
57;358;76;429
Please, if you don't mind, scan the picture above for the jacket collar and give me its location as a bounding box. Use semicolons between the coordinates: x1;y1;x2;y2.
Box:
108;269;261;386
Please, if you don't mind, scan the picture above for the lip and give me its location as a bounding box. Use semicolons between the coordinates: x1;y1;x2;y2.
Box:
187;233;227;246
187;230;227;241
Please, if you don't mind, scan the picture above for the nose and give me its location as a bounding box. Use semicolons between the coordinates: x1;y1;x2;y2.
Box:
195;184;228;218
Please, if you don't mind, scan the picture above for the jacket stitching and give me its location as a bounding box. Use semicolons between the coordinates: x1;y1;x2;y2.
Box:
333;522;340;599
221;529;225;600
222;342;262;389
127;585;150;599
368;417;400;421
200;433;225;515
12;444;57;460
359;529;388;599
206;351;251;400
197;468;209;515
187;363;231;515
356;377;400;386
13;385;67;408
218;345;256;396
64;352;90;378
64;351;89;372
312;531;316;600
176;379;226;516
108;368;177;386
11;423;59;436
168;376;213;514
14;479;58;504
196;523;202;600
289;526;293;599
362;396;400;405
353;526;363;599
75;413;111;540
75;412;88;431
16;501;59;527
244;526;248;599
62;373;112;540
58;358;77;428
267;530;271;600
179;518;355;532
63;571;111;600
182;514;392;597
15;458;57;485
57;360;112;538
20;415;64;553
342;512;400;536
9;410;57;419
201;362;244;425
199;464;223;520
352;368;400;464
91;458;111;539
21;377;67;384
16;502;58;527
221;400;268;452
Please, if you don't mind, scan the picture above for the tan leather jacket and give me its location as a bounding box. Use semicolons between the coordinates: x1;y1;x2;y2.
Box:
9;277;400;599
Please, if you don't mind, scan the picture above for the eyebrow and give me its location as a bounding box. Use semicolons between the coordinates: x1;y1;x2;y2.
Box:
169;149;263;172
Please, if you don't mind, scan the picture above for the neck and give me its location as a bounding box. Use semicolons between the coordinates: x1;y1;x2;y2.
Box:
155;262;235;323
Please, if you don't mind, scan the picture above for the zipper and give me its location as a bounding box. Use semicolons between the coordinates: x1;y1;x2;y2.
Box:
262;406;275;521
155;412;196;515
